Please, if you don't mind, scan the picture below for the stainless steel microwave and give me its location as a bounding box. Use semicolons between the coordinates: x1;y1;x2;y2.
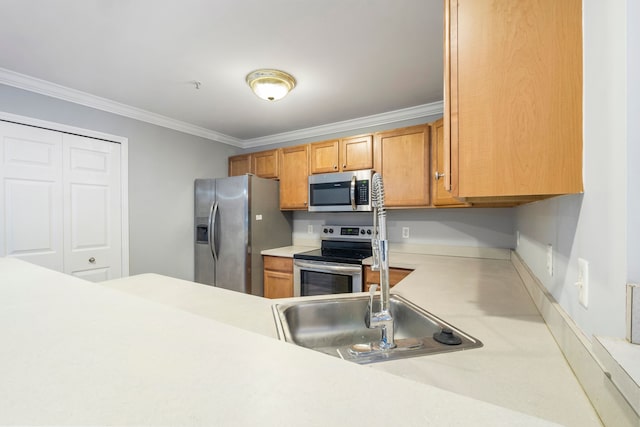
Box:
308;169;373;212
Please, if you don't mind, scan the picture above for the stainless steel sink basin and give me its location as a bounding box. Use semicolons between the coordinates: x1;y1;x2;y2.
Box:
272;294;482;364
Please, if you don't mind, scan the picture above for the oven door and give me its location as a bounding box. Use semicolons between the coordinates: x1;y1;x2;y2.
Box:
293;259;363;297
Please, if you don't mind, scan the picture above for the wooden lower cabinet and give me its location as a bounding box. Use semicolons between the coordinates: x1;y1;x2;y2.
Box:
363;266;412;292
263;256;293;299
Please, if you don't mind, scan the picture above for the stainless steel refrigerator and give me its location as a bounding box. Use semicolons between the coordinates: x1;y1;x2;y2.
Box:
194;175;292;296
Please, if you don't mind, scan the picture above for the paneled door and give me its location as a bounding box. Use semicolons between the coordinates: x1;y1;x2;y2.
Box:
0;122;64;270
0;121;122;281
63;134;121;281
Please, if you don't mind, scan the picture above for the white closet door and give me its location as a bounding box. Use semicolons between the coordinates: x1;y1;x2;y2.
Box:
0;121;64;270
63;134;122;282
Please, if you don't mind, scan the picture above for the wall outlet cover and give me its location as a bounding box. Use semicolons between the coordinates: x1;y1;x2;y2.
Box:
578;258;589;308
402;227;410;239
546;244;553;276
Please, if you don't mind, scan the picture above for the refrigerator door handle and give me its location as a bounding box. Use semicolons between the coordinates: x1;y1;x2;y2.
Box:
208;201;219;261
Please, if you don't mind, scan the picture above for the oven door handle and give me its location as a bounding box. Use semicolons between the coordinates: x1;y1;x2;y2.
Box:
294;260;362;274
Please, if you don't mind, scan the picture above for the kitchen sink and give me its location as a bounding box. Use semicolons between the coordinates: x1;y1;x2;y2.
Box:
272;294;482;364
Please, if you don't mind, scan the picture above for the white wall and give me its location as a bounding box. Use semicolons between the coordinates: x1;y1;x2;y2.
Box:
515;0;629;338
0;84;238;280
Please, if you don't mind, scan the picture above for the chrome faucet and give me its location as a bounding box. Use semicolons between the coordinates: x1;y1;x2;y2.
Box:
365;173;395;350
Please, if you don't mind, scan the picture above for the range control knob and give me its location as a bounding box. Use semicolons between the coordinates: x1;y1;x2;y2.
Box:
323;228;328;234
366;229;372;235
328;228;334;234
360;229;365;235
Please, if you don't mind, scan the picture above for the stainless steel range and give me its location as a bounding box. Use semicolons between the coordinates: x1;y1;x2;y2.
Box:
293;225;373;297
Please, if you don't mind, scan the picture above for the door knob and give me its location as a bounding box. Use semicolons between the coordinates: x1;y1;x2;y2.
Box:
89;257;96;263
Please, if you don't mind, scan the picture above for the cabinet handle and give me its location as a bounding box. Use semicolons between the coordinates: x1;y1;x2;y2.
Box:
333;165;338;170
89;257;96;264
434;172;445;180
343;164;346;168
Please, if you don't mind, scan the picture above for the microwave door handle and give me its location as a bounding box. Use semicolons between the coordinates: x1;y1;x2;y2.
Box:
350;176;356;210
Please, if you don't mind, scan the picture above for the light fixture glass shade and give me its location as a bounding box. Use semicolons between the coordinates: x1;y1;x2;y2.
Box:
246;69;296;101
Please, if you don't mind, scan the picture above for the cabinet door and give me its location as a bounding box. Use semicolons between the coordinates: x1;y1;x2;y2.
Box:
364;266;412;292
228;154;252;176
374;125;430;207
264;270;293;299
253;149;279;179
445;0;582;201
263;256;294;299
309;140;339;174
279;145;309;210
340;134;373;171
431;119;466;206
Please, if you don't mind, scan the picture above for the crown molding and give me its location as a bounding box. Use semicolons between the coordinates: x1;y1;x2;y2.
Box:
242;101;444;148
0;67;243;147
0;67;443;148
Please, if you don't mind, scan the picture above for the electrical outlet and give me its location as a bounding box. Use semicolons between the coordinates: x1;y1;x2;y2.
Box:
577;258;589;308
307;224;313;234
546;244;553;276
402;227;410;239
516;230;520;248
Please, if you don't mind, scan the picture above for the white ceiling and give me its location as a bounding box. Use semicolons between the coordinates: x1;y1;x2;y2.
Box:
0;0;443;147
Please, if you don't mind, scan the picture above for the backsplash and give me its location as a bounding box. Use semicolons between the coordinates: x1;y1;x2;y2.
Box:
292;208;516;249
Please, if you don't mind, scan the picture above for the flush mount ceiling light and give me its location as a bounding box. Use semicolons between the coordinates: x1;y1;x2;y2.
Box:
246;69;296;101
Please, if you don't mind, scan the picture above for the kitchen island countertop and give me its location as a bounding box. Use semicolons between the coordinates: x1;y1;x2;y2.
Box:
0;255;598;426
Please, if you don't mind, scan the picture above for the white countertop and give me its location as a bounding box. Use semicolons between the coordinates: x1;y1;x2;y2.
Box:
0;255;598;426
258;246;602;426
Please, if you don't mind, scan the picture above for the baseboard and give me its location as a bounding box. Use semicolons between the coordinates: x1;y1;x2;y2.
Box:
511;251;639;427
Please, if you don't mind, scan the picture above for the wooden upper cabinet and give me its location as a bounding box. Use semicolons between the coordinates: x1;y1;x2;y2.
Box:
252;149;279;179
309;139;340;174
310;134;373;174
279;144;309;210
228;154;252;176
431;118;466;207
373;124;430;208
340;134;373;171
444;0;583;202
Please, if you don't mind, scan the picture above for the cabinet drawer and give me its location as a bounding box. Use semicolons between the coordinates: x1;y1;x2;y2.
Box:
263;256;293;273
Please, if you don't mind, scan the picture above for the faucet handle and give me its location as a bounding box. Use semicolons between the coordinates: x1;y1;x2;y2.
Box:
365;284;378;328
368;284;377;310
